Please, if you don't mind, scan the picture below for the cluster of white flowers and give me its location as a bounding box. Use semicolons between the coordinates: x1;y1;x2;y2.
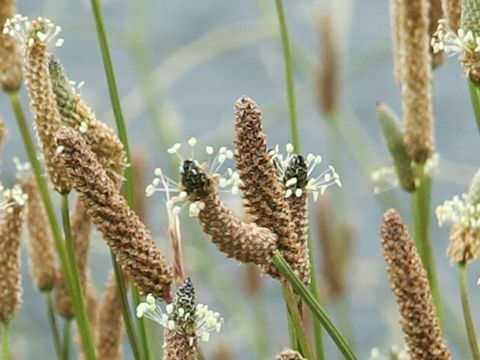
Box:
136;293;223;344
3;14;64;48
436;194;480;229
269;143;341;201
146;137;241;216
2;185;28;210
432;20;480;55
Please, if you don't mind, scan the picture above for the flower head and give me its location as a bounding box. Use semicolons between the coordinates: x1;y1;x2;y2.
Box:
3;14;64;48
137;278;223;344
270;144;341;201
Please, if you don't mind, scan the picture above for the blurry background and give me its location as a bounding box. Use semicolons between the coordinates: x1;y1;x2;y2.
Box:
0;0;478;358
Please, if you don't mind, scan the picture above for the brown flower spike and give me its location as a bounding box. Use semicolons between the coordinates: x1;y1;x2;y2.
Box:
0;0;23;92
234;96;308;283
180;160;278;274
96;273;124;360
400;0;435;163
380;209;452;359
54;127;173;301
20;177;56;291
0;188;26;323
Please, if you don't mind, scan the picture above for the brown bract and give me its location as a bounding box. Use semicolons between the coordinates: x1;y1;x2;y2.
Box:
163;328;197;360
380;209;452;360
0;0;23;92
54;127;173;301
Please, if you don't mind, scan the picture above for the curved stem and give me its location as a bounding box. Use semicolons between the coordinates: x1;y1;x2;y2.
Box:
275;0;300;152
62;319;72;360
61;194;97;359
273;253;357;360
1;322;10;360
44;291;62;359
459;262;480;360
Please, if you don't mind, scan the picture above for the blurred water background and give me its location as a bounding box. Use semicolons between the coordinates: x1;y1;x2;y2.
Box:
0;0;478;358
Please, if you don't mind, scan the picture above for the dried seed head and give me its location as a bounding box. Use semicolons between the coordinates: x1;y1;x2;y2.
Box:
180;160;279;274
0;187;26;323
54;127;173;300
401;0;435;163
234;96;297;252
275;348;306;360
5;16;70;192
317;12;339;117
48;56;127;186
96;272;124;360
0;3;23;92
20;177;56;291
443;0;463;31
380;209;452;359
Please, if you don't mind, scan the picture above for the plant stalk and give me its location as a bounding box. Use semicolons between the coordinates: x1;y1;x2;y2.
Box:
9;91;96;359
88;1;152;358
61;194;97;359
1;322;10;360
459;261;480;360
273;252;357;360
275;0;300;152
411;166;443;325
62;319;72;360
45;291;62;359
468;79;480;133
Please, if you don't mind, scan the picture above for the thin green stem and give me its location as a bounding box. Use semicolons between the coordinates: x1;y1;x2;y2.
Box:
45;291;62;359
110;253;143;360
459;262;480;360
468;79;480;133
132;287;153;359
61;194;97;360
88;0;135;207
1;322;10;360
8;91;96;359
62;319;72;360
88;1;153;357
274;1;326;357
282;282;314;360
273;253;357;360
275;0;300;152
411;167;443;325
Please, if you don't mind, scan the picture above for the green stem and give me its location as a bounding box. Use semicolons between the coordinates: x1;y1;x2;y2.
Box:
1;322;10;360
468;79;480;133
274;1;326;357
412;167;443;325
132;287;153;359
110;253;143;360
273;253;357;360
282;282;314;360
8;91;96;359
275;0;300;152
44;291;62;360
60;194;97;359
88;1;153;357
459;262;480;360
62;319;72;360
